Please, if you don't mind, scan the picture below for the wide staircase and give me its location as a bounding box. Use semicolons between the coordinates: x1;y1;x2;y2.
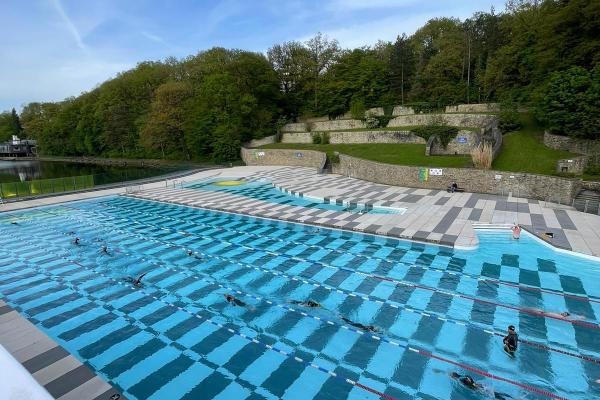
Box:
573;190;600;215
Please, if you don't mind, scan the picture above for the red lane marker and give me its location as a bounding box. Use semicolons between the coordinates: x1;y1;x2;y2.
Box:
489;279;600;304
419;350;568;400
354;382;397;400
369;274;600;330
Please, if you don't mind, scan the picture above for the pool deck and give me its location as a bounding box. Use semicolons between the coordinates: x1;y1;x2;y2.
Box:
2;165;600;257
0;299;124;400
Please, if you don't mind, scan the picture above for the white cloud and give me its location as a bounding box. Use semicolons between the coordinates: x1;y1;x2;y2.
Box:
50;0;88;52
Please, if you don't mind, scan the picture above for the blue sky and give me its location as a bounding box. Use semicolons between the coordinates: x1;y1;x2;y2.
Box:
0;0;506;112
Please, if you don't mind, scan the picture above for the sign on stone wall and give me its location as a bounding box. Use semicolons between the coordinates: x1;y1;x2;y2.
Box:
429;168;443;176
456;136;467;143
295;152;303;158
418;168;428;182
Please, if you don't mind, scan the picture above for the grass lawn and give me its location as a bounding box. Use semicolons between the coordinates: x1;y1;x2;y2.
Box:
259;143;472;168
492;114;580;176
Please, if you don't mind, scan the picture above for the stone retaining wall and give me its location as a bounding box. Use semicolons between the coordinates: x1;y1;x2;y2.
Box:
332;154;580;204
556;156;588;174
366;106;415;116
582;180;600;192
427;130;480;155
543;132;600;155
241;147;326;169
388;113;496;128
280;130;426;145
445;103;500;113
245;135;276;147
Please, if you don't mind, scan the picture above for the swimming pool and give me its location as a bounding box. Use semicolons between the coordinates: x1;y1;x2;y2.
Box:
0;196;598;400
184;178;406;215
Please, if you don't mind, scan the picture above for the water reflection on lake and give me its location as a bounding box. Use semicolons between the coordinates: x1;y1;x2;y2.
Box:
0;160;170;183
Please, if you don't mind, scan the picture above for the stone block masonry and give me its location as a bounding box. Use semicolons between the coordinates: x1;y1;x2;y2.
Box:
241;147;326;169
333;154;581;204
280;130;426;145
389;113;496;129
543;131;600;155
445;103;500;113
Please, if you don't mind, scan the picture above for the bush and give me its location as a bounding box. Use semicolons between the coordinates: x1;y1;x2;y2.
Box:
365;112;379;129
350;99;366;120
406;102;440;114
498;101;521;134
383;104;394;117
321;132;330;144
412;125;458;148
312;133;322;144
375;115;394;128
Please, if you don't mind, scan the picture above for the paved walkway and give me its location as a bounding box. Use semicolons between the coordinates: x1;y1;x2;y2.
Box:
121;165;600;257
0;299;124;400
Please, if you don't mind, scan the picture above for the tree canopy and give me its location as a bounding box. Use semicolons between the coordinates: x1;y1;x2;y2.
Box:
8;0;599;159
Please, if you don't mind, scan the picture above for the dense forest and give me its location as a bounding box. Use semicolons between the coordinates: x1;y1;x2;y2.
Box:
1;0;598;160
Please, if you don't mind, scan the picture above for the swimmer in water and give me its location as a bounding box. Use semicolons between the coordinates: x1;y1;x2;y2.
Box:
127;272;148;287
224;294;254;310
340;316;380;333
73;237;80;245
511;223;521;240
10;221;18;225
101;246;110;255
450;372;513;399
525;308;586;321
187;250;203;259
290;299;321;308
503;325;518;355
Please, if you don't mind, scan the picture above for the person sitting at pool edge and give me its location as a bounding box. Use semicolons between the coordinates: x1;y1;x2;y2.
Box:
503;325;518;354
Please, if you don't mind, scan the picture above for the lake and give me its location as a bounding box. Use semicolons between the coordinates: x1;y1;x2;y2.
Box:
0;160;172;184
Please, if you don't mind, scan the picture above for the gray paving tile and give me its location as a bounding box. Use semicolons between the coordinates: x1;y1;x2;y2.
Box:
434;197;450;206
0;305;12;315
399;194;424;203
433;207;461;233
45;364;97;399
23;346;69;374
468;208;483;221
530;214;547;228
554;210;577;230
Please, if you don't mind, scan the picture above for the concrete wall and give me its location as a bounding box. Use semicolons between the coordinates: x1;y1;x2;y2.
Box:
241;147;326;169
333;154;580;204
388;113;496;128
280;130;426;145
543;132;600;155
445;103;500;113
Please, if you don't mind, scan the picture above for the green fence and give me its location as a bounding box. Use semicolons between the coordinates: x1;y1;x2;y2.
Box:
0;175;95;199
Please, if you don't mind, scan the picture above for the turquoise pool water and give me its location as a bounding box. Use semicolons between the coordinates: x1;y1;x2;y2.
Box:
0;196;599;400
184;178;405;215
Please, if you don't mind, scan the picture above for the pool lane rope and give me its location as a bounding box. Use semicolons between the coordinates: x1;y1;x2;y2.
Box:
15;205;600;365
57;202;600;331
90;198;600;306
0;229;570;400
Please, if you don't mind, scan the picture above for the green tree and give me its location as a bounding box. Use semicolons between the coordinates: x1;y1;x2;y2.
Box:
305;33;341;112
140;81;192;159
539;66;600;139
390;34;416;105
